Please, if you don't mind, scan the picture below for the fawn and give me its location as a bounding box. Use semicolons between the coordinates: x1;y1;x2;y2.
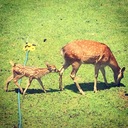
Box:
5;61;59;95
59;40;125;95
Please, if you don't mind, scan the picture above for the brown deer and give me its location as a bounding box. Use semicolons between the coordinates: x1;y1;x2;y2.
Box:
5;61;59;95
59;40;125;95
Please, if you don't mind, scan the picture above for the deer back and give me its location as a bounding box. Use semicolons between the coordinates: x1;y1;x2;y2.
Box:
62;40;117;65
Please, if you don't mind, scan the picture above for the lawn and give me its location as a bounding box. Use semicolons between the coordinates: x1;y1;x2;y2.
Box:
0;0;128;128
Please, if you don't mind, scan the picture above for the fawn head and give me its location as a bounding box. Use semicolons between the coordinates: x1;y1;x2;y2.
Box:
46;63;59;73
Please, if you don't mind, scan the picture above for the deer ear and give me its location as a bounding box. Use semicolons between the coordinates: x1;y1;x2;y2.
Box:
121;67;125;72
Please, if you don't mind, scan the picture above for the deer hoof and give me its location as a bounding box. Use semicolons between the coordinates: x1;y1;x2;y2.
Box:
4;87;8;92
94;90;98;93
59;87;63;91
20;90;24;94
23;93;25;96
43;90;46;93
81;93;85;95
60;88;63;91
80;91;85;95
5;89;8;92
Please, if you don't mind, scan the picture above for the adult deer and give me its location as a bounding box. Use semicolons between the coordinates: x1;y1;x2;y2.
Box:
59;40;125;95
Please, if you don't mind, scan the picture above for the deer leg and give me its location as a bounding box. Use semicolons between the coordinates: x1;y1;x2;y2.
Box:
37;78;46;93
70;62;84;95
13;75;24;93
59;74;63;91
94;65;100;93
59;62;70;91
23;77;33;95
100;67;108;86
59;66;64;90
5;75;13;92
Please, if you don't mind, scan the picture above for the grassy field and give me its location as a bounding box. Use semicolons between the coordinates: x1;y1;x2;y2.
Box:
0;0;128;128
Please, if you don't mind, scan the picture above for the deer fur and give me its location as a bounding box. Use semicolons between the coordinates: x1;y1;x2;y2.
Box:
59;40;125;95
5;61;59;95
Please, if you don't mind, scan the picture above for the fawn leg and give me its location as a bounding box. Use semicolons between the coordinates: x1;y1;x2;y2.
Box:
23;77;33;95
37;78;46;93
5;75;13;92
13;75;24;93
70;61;84;95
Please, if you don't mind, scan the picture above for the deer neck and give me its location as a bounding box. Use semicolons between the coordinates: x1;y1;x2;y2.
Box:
109;54;120;72
109;63;120;74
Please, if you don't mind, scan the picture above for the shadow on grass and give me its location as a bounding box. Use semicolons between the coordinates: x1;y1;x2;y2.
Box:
9;82;125;95
64;82;125;93
125;93;128;96
14;88;59;94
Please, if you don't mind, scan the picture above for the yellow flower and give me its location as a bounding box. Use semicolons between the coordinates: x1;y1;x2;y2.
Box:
23;43;36;51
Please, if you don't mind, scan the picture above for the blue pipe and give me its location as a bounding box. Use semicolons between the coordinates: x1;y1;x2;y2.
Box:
18;51;29;128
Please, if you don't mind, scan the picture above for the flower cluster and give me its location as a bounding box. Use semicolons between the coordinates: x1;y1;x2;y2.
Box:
23;43;36;51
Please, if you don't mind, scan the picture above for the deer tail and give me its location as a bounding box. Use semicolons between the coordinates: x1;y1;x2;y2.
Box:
9;61;16;67
61;47;65;57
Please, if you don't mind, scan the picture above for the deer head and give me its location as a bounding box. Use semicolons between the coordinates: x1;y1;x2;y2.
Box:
115;67;125;85
45;62;59;73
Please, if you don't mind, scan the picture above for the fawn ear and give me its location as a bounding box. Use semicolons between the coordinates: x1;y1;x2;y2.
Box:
121;67;125;72
45;62;50;67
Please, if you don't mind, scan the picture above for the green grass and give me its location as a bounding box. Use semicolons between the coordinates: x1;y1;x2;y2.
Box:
0;0;128;128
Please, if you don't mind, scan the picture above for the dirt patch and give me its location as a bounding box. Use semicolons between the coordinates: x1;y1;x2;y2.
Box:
118;91;128;108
